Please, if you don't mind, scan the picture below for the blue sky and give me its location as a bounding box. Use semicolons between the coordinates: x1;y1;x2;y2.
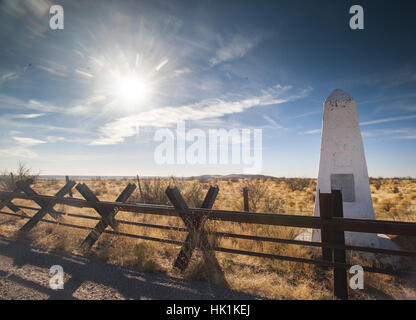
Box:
0;0;415;177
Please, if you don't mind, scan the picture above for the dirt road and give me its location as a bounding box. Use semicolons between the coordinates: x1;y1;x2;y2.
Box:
0;236;260;300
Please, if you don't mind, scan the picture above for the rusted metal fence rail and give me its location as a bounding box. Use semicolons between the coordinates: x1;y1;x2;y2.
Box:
2;190;415;235
0;179;416;300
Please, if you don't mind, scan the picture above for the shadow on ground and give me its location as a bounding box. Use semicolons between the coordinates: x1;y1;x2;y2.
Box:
0;236;263;300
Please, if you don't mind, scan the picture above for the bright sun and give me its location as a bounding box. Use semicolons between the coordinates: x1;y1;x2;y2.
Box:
116;74;150;103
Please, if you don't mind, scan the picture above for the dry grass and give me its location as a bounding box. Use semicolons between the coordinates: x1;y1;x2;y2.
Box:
0;176;415;299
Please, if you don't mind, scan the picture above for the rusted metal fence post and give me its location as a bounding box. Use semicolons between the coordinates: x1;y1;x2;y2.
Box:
66;176;73;197
75;183;119;231
319;191;333;262
331;189;348;300
166;186;228;287
320;189;348;299
79;183;136;251
167;187;211;268
136;174;144;203
0;179;33;217
243;187;249;212
19;180;76;233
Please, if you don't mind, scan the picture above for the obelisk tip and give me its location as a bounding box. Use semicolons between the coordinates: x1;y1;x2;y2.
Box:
325;89;353;103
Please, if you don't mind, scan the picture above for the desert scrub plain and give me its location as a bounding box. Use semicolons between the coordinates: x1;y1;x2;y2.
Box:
0;175;415;300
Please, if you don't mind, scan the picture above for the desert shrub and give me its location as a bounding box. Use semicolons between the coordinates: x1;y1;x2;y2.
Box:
244;179;268;213
169;177;205;208
380;199;395;212
139;178;170;205
201;183;210;190
220;257;235;272
0;162;38;191
285;178;311;192
396;203;412;217
94;186;109;197
242;179;292;213
309;180;317;190
135;177;205;207
184;260;211;281
371;178;383;191
263;197;286;213
46;178;60;187
132;242;165;273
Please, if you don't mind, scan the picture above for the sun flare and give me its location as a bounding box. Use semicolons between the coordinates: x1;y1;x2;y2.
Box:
116;74;150;103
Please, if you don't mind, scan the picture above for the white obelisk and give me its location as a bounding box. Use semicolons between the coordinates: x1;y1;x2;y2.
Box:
311;89;383;248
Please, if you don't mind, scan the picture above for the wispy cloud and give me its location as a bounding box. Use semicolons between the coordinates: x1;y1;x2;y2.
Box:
45;136;65;143
362;128;411;136
27;99;64;113
289;110;321;120
3;136;48;159
0;117;91;135
174;67;191;76
0;147;38;159
0;94;64;114
209;34;263;66
0;93;108;119
0;94;29;111
302;129;321;135
362;128;416;140
9;130;22;136
13;136;46;146
1;72;18;80
35;65;67;77
91;84;310;145
12;113;45;119
360;114;416;126
75;69;94;78
301;114;416;135
263;115;286;129
0;71;19;85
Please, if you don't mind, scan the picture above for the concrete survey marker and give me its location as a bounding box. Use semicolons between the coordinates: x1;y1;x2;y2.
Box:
299;89;397;251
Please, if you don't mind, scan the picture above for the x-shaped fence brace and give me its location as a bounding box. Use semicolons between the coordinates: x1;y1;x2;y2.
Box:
19;179;76;233
165;186;228;287
77;182;136;252
0;179;34;217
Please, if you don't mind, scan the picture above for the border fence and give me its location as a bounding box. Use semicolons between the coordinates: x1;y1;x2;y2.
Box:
0;178;415;300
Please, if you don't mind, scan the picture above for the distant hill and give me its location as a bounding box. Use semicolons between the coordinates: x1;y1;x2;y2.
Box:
186;174;276;180
38;174;278;180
